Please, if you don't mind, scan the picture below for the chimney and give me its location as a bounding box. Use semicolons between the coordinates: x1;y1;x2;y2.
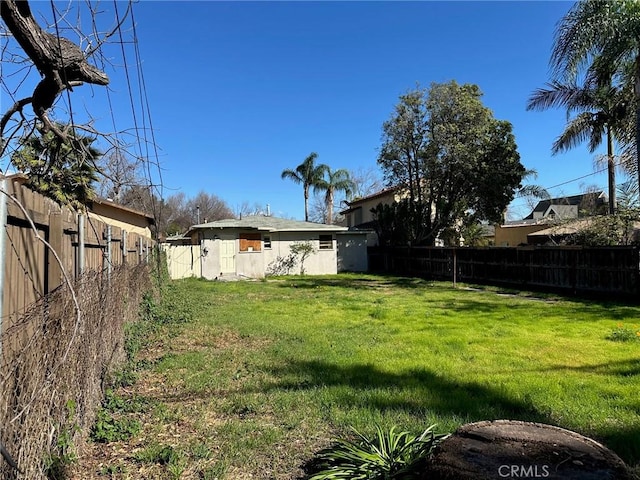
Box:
266;204;271;216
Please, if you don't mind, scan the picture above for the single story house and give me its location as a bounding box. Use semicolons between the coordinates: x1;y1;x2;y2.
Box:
87;198;155;239
180;215;368;279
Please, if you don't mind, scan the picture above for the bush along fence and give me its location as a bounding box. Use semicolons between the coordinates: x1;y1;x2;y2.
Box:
368;246;640;301
0;174;156;479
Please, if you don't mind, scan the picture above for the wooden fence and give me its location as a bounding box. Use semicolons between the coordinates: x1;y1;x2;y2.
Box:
1;175;155;328
162;244;202;279
0;176;158;478
368;246;640;301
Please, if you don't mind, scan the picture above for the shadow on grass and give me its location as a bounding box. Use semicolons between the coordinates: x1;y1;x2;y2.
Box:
252;359;640;465
274;275;434;291
257;358;546;423
543;358;640;377
274;275;639;321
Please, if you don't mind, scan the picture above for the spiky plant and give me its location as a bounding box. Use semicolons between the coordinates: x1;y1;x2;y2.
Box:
307;425;447;480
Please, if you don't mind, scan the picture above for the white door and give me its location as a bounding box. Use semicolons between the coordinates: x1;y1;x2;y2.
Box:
220;240;236;273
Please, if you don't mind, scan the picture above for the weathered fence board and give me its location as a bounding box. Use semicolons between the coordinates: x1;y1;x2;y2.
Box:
163;244;202;279
1;175;156;332
0;176;157;478
369;246;640;301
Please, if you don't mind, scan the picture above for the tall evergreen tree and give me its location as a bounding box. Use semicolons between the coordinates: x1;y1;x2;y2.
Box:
378;82;525;245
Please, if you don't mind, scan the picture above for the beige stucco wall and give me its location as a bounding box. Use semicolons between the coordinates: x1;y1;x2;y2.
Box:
337;233;369;272
344;191;399;227
88;203;153;238
494;224;550;247
263;231;338;276
198;229;341;279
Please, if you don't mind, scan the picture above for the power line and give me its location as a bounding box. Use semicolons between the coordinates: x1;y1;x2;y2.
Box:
508;157;633;213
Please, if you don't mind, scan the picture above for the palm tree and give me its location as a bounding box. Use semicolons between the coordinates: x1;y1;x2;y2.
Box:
315;168;355;224
550;0;640;195
11;125;101;208
281;152;328;222
527;76;630;214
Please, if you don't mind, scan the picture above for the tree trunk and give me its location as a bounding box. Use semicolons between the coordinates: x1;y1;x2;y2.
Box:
303;184;309;222
326;189;334;224
426;420;635;480
607;126;615;214
635;54;640;197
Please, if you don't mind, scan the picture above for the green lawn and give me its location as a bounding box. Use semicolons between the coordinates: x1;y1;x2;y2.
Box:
88;274;640;479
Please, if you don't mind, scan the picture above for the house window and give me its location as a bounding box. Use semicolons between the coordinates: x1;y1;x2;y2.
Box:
263;235;272;249
319;234;333;250
239;233;261;252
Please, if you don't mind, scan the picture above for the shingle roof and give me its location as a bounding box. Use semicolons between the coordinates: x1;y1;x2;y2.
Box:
524;191;606;220
188;215;348;233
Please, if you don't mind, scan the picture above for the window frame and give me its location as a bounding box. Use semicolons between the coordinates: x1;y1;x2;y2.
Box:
319;234;333;250
239;232;262;252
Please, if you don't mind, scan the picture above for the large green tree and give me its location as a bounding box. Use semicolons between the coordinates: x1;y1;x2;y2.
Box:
281;152;329;222
315;167;354;224
551;0;640;194
11;126;101;208
527;74;631;214
377;81;525;246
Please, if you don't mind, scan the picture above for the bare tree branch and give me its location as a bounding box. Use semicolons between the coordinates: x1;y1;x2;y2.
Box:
0;0;109;139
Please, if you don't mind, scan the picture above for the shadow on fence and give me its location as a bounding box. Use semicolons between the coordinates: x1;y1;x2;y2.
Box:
368;246;640;302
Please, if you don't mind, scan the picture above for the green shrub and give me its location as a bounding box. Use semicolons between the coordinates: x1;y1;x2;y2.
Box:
91;408;141;443
606;324;640;343
133;443;181;465
306;425;447;480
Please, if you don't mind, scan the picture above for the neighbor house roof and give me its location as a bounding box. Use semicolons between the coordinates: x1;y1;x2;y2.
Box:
187;215;348;234
524;191;606;220
527;218;640;240
89;198;156;225
339;186;400;215
5;173;155;226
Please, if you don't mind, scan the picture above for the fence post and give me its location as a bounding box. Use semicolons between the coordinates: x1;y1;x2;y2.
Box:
122;230;127;265
77;213;85;277
138;237;143;264
0;178;8;346
453;247;457;288
105;226;112;281
47;211;64;292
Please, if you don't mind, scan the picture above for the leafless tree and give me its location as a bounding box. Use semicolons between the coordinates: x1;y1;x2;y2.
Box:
186;191;234;224
97;148;144;201
348;166;385;200
235;201;268;218
0;0;114;147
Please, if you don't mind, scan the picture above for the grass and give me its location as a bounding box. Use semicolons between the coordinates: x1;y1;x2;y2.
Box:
77;274;640;479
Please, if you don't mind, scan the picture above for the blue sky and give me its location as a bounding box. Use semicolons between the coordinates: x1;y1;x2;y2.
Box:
2;1;622;221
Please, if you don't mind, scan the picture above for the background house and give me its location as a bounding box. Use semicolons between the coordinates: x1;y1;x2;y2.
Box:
495;191;607;246
340;187;402;246
166;215;368;279
87;198;155;238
